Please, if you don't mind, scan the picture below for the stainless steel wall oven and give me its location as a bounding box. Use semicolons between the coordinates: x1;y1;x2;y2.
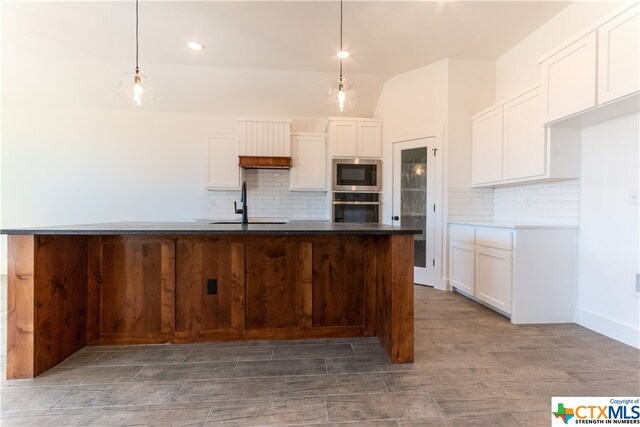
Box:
332;192;380;224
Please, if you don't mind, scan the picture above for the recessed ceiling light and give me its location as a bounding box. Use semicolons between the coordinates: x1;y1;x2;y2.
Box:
337;50;350;59
187;41;204;51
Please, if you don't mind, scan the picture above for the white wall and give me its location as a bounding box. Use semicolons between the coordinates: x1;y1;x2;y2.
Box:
576;113;639;347
1;107;234;227
447;59;495;188
374;59;449;224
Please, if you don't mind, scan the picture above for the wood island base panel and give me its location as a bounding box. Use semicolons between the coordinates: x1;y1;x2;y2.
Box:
4;223;417;379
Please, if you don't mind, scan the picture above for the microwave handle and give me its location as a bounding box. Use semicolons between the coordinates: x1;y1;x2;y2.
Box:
332;201;381;205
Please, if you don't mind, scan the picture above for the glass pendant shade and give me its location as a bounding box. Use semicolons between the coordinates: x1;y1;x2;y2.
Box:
119;71;155;107
328;77;355;113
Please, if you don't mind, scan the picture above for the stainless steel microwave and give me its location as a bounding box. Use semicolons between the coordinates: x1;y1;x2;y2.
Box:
332;159;382;191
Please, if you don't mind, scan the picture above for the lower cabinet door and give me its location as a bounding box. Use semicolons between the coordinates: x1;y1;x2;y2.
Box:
475;246;512;314
449;241;475;295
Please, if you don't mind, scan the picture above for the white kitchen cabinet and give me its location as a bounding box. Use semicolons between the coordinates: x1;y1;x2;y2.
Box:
598;4;640;104
328;118;382;158
290;132;327;191
540;32;597;124
472;87;580;188
475;245;512;314
448;223;577;323
450;241;475;295
539;3;640;125
471;106;503;185
503;88;546;181
205;132;241;190
357;122;383;157
449;224;476;295
329;120;357;157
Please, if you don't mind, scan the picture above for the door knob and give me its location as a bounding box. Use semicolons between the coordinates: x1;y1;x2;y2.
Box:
392;216;399;221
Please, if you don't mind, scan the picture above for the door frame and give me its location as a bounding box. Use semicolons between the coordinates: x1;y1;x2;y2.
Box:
390;126;445;290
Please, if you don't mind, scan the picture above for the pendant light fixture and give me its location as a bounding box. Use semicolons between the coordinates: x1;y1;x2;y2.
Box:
329;0;355;112
119;0;154;106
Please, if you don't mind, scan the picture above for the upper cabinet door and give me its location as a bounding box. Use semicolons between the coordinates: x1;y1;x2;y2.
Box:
541;32;597;123
205;132;241;190
472;107;504;186
357;122;382;158
598;4;640;104
290;134;327;191
503;88;546;181
329;121;357;157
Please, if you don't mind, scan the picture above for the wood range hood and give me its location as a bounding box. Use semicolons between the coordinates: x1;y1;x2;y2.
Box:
238;155;292;169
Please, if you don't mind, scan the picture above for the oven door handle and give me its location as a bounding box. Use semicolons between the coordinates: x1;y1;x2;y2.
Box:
332;201;381;205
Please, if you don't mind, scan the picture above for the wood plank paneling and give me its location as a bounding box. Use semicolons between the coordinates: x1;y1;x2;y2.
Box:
230;243;246;331
176;239;236;335
376;235;414;363
312;238;366;327
95;236;174;341
33;235;89;375
87;237;102;344
363;237;378;337
299;243;313;329
6;235;35;379
7;235;90;379
246;241;299;329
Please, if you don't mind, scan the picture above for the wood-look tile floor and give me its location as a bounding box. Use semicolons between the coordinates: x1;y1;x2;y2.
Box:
1;283;638;426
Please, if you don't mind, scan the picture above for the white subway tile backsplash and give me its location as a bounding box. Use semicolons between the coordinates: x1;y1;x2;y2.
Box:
449;179;580;225
207;169;328;220
494;179;580;225
448;187;494;222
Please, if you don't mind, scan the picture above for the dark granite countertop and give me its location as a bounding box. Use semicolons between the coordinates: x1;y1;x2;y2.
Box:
0;221;421;236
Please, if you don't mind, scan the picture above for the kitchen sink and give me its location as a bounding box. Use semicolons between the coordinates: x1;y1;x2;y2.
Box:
210;221;288;225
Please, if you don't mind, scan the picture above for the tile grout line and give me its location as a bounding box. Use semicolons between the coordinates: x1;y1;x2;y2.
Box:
180;348;193;363
203;400;216;424
49;385;79;410
170;380;187;403
323;395;329;423
128;364;146;382
76;407;96;426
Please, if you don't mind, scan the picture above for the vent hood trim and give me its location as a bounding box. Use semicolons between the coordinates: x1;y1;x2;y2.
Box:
239;155;292;169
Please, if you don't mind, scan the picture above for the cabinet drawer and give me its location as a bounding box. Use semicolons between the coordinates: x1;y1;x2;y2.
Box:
476;227;513;250
450;225;475;244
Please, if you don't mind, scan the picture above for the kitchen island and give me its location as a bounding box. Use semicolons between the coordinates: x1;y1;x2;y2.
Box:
2;222;419;379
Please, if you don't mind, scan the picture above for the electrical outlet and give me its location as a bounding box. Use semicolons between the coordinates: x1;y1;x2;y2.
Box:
629;189;640;206
206;279;218;295
636;273;640;293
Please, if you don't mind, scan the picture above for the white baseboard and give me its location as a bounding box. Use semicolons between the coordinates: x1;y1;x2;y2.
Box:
575;306;640;348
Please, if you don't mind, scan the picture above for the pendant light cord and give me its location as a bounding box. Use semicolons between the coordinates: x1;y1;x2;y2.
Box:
135;0;139;73
340;0;343;51
339;0;343;81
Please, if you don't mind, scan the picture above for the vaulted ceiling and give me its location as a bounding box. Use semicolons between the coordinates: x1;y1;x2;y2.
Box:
3;1;573;117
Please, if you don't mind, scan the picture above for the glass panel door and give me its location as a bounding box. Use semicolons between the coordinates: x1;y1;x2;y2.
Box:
401;147;427;268
393;138;436;286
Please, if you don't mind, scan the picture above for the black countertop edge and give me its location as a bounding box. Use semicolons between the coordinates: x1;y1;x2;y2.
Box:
0;222;421;236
